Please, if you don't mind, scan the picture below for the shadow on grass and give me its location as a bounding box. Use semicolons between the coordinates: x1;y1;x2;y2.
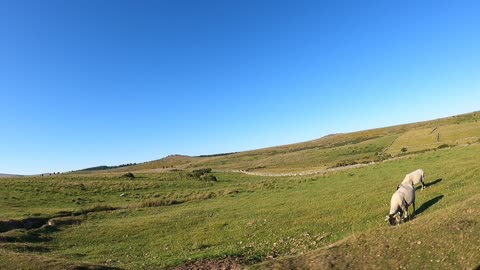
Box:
425;178;442;188
415;178;442;191
7;244;51;253
72;264;123;270
416;195;444;216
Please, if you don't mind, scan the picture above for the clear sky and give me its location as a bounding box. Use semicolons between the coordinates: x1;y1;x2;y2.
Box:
1;1;479;174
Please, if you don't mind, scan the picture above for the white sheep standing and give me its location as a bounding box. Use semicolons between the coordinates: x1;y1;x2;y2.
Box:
386;183;416;225
400;169;425;190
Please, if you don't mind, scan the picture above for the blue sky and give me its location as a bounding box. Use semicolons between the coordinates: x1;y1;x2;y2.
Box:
1;1;479;174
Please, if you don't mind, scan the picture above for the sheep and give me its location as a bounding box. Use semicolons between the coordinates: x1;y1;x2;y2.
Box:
385;183;416;225
400;169;425;190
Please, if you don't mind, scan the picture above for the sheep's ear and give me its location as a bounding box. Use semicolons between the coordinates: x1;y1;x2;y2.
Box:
385;216;390;221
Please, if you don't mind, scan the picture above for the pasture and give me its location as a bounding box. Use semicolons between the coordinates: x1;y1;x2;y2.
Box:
1;111;479;269
1;143;479;269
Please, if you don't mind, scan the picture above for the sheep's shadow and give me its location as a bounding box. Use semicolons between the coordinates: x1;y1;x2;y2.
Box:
415;178;442;191
425;178;442;188
415;195;444;216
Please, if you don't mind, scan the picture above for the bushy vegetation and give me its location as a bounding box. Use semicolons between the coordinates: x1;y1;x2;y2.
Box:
201;174;217;182
437;143;450;149
121;172;135;179
189;168;212;177
197;152;238;157
187;168;216;181
332;160;358;168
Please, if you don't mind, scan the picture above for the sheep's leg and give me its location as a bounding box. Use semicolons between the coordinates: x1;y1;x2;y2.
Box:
412;202;416;217
397;210;403;224
404;206;409;220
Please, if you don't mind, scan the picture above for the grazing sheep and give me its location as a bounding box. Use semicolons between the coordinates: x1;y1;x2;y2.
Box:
400;169;425;190
386;183;416;225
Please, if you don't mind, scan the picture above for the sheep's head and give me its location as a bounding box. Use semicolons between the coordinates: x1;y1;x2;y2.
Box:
385;213;401;225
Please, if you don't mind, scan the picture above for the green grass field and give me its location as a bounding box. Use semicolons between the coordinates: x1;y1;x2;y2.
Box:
1;111;479;269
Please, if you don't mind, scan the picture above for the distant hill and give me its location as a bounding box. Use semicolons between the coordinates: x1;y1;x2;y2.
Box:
76;110;480;175
0;173;22;178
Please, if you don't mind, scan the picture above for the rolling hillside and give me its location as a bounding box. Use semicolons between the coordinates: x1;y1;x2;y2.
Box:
107;111;480;174
1;111;479;270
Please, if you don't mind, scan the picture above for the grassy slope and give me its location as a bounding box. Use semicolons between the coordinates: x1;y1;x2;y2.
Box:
250;194;480;270
1;111;480;269
386;121;480;154
1;144;479;269
107;111;480;174
0;172;240;219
